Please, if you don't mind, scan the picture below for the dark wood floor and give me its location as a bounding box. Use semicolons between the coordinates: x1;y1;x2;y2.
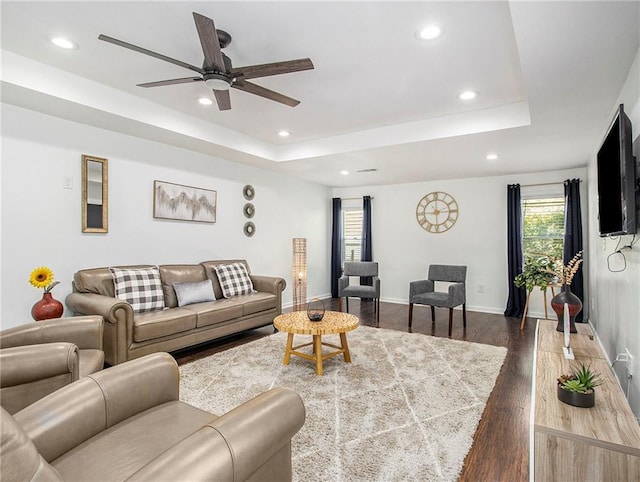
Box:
173;299;538;482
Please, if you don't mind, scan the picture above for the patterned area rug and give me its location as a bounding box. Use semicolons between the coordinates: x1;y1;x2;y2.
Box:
179;326;507;481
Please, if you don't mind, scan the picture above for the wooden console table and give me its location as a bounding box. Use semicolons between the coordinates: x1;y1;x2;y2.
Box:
532;319;640;480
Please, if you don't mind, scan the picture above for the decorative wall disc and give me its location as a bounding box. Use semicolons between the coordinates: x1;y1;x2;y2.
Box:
243;202;255;218
416;191;459;233
243;185;255;200
243;221;256;237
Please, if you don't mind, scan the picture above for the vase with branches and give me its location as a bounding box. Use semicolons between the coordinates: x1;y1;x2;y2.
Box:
549;251;583;333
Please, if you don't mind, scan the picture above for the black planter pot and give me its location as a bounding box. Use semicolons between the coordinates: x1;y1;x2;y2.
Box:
557;384;595;408
551;285;582;333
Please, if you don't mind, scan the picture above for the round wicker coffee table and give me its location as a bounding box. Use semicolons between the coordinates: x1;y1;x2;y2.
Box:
273;311;359;376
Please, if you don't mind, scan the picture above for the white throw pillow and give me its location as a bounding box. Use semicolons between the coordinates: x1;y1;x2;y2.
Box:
213;263;255;298
173;280;216;307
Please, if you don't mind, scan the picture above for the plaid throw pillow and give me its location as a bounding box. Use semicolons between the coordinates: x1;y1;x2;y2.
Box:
213;263;255;298
109;267;165;314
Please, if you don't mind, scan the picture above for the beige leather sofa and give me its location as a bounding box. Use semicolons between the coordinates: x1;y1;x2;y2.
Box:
1;352;305;481
0;316;105;414
66;260;286;365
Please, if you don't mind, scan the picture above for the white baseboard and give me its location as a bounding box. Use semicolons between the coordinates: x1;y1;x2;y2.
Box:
285;295;541;320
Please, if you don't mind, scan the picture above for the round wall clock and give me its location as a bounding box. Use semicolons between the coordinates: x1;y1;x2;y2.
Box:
416;191;459;233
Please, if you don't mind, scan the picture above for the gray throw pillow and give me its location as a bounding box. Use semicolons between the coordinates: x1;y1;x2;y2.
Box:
173;280;216;307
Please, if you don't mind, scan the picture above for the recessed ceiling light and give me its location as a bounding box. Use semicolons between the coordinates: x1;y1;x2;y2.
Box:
49;36;78;50
486;153;498;161
278;130;291;137
417;25;442;40
341;170;349;175
198;97;213;106
458;90;478;101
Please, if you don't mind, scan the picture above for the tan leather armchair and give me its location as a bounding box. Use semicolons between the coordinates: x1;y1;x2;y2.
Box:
0;316;105;414
0;352;305;481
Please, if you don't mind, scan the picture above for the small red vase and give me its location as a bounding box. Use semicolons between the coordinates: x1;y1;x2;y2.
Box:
31;292;64;321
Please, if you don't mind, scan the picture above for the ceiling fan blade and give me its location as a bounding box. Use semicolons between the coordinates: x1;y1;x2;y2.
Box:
137;77;203;88
192;12;225;72
231;58;314;80
214;90;231;111
233;80;300;107
98;34;204;74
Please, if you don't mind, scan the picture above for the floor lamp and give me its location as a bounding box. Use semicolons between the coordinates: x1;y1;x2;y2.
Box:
292;238;307;311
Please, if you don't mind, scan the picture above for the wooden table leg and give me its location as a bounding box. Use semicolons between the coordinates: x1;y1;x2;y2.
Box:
313;335;323;375
543;288;549;320
520;290;532;330
283;333;294;365
340;332;352;363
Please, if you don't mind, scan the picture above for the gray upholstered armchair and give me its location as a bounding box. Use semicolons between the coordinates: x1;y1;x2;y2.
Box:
408;265;467;336
0;316;105;414
337;261;381;325
0;352;305;482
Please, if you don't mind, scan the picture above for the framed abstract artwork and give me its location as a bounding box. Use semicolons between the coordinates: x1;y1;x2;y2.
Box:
153;180;217;223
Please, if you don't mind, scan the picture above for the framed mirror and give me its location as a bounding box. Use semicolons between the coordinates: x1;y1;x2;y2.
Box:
82;154;108;233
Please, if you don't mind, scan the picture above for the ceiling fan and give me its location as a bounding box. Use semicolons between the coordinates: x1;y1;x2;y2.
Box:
98;12;314;111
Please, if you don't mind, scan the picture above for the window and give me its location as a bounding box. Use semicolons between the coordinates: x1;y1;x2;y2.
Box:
343;208;363;264
522;197;565;260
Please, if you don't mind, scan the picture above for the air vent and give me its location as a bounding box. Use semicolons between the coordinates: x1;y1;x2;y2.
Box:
356;168;378;173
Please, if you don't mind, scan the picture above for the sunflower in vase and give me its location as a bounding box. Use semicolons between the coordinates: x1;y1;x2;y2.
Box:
29;266;60;293
29;266;63;321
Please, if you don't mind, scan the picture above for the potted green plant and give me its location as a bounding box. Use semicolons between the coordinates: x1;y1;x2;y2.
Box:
514;254;556;293
557;363;604;408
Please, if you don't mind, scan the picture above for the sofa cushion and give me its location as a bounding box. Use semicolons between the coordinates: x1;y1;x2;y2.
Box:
74;265;154;297
133;308;196;343
110;267;165;314
158;265;207;308
173;280;215;307
51;401;216;482
233;292;277;316
213;263;255;298
181;299;244;328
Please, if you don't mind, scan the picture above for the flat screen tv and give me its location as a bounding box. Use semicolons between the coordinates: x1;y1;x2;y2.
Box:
596;104;637;237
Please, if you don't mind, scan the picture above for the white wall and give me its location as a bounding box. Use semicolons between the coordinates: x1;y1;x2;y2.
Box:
587;46;640;417
333;166;587;319
0;104;332;328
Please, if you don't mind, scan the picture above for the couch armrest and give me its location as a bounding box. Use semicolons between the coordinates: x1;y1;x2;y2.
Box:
250;275;286;295
0;343;79;414
65;292;132;324
14;353;179;462
66;293;133;365
409;280;434;300
0;316;104;350
127;387;305;482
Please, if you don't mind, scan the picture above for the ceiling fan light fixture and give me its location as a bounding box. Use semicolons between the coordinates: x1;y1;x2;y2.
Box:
204;74;232;91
